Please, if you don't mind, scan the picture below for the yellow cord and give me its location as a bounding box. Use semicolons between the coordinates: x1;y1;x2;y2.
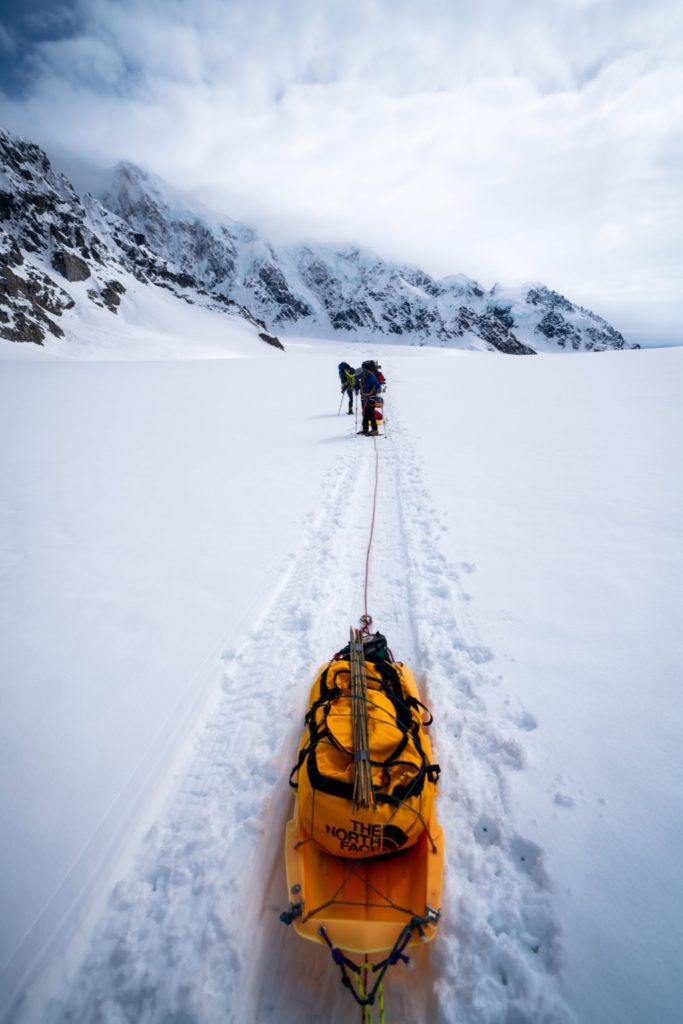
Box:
358;964;368;1022
378;980;385;1024
359;968;385;1024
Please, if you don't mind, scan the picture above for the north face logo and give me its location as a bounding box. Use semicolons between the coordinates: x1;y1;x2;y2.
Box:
324;821;409;854
380;825;409;852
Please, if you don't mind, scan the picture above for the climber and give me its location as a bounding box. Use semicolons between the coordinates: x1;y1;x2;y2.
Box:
337;361;355;415
356;363;380;435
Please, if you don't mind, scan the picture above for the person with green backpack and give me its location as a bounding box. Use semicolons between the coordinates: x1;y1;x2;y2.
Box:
337;361;355;415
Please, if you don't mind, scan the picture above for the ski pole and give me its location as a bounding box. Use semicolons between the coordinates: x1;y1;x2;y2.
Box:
338;391;344;415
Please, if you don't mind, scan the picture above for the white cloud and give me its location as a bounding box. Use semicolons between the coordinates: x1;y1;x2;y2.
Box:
1;0;682;334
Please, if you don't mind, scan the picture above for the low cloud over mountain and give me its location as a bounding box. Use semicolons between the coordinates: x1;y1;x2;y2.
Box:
1;129;633;354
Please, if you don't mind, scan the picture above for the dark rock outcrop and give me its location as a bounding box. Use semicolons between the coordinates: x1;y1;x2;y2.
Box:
259;331;284;350
52;250;90;282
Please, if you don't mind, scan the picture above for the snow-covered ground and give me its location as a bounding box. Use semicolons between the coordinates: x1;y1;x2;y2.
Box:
1;290;681;1023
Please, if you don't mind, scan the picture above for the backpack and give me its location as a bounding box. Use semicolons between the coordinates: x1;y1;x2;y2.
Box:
338;361;353;383
289;657;440;859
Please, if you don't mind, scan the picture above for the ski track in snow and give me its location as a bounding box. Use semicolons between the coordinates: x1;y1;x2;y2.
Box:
33;398;573;1024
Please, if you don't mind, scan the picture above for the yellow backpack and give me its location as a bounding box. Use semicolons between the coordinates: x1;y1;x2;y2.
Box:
290;658;440;859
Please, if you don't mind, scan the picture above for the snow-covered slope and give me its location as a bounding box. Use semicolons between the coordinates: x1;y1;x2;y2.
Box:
1;326;680;1024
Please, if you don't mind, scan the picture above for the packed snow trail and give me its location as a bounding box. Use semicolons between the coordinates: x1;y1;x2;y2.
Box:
28;385;572;1024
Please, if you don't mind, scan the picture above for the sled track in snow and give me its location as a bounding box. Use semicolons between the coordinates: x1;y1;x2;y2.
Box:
41;402;573;1024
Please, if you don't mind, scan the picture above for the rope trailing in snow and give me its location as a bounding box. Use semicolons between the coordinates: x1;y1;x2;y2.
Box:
359;962;386;1023
377;978;386;1023
362;438;380;631
359;964;369;1022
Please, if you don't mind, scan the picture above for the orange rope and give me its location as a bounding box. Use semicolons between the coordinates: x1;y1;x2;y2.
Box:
362;438;380;630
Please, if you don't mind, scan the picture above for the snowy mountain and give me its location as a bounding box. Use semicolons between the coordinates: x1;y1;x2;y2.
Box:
103;161;632;354
0;129;280;350
1;127;632;354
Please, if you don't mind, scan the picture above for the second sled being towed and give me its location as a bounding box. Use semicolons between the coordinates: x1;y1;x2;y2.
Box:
281;629;444;1010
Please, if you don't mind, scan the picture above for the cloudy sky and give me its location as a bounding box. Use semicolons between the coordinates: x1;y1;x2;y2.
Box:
1;0;681;337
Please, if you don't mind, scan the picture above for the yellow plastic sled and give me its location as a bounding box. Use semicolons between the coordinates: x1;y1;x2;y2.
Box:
282;659;444;959
284;797;443;954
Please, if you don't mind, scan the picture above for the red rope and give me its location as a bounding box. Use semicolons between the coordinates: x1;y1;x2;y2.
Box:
362;439;380;632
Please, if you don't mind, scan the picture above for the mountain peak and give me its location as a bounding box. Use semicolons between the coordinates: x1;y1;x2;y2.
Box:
0;128;635;354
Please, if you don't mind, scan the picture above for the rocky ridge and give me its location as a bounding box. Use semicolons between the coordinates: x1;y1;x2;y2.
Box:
100;163;634;354
1;128;631;353
0;129;275;347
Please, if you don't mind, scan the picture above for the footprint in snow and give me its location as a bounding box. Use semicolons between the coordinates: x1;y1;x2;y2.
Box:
508;836;547;888
283;607;312;632
515;710;538;732
461;642;493;664
474;814;502;848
